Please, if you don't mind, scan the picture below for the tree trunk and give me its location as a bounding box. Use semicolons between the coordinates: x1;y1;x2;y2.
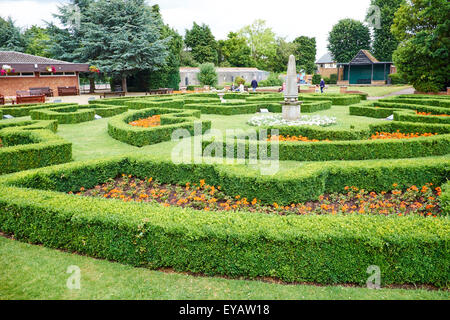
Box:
122;76;128;93
89;78;96;94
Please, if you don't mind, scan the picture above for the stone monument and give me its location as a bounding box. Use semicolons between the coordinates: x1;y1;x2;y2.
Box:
281;55;302;120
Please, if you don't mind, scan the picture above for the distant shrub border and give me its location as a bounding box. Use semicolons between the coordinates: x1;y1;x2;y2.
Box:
0;155;448;287
0;103;77;117
30;105;95;124
0;120;72;174
108;107;211;147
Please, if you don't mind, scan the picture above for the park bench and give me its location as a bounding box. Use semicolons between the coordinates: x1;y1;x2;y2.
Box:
146;88;174;95
100;91;126;98
58;86;79;96
15;94;46;105
29;87;54;97
0;94;4;105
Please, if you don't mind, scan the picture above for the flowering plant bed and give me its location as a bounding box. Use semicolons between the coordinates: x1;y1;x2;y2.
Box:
247;114;337;127
129;115;161;127
75;176;443;217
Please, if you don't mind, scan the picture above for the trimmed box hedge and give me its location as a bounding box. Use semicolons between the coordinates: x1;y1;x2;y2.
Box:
108;107;211;147
30;105;95;124
0;103;77;117
0;155;448;287
78;104;128;118
0;120;72;174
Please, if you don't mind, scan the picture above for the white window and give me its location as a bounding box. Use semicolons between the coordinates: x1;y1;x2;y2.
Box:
39;72;77;77
0;72;36;77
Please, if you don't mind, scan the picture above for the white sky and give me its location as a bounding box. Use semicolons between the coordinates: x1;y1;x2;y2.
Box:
0;0;372;60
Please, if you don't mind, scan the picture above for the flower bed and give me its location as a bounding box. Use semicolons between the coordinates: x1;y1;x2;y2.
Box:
129;115;161;127
370;131;438;140
247;114;337;127
76;176;443;217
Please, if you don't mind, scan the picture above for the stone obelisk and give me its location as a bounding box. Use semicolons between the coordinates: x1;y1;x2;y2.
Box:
281;55;302;120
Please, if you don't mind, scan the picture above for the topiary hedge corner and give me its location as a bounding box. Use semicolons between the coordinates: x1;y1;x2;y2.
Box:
0;155;448;287
108;107;211;147
0;120;72;174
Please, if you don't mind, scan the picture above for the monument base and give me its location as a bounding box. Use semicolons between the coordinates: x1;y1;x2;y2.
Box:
281;102;302;121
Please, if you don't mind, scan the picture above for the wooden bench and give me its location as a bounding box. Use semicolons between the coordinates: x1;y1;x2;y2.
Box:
30;87;54;97
15;95;46;105
100;91;126;98
0;94;4;106
58;86;79;96
146;88;174;95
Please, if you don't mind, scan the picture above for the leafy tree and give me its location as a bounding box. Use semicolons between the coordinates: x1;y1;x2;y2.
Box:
269;38;296;73
366;0;405;61
185;22;218;64
293;36;317;74
197;63;217;86
78;0;168;92
24;26;51;57
0;16;26;51
327;19;371;63
391;0;449;92
238;20;277;71
146;5;183;90
180;50;198;67
218;32;252;67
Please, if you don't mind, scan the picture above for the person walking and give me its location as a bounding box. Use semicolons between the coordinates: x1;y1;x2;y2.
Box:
320;78;325;93
251;78;258;93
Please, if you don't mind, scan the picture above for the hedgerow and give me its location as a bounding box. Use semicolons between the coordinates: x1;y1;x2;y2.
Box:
0;156;448;287
0;120;72;174
30;105;95;124
78;104;128;118
246;93;361;106
394;111;450;124
0;103;77;117
108;107;211;147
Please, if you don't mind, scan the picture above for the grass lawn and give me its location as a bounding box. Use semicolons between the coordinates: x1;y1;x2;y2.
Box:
1;104;446;300
1;236;447;300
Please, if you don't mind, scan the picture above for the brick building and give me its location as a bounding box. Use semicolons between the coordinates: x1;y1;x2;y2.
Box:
179;67;269;87
0;51;89;97
315;52;338;78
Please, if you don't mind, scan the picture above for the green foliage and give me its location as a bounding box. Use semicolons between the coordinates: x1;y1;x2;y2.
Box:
391;0;450;92
107;108;210;147
23;26;51;57
329;74;338;85
366;0;405;61
0;103;77;117
327;19;371;63
30;106;95;124
0;156;448;286
218;32;252;67
312;74;322;85
389;73;409;85
197;63;218;86
0;16;25;51
239;20;277;71
235;76;246;85
185;22;218;65
259;73;283;87
293;36;317;74
269;38;297;73
0;121;71;174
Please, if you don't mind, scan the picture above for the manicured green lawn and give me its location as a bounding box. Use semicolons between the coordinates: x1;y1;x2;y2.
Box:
1;236;447;300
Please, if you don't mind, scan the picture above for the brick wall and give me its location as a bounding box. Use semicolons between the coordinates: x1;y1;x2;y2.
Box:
0;73;79;97
317;67;338;79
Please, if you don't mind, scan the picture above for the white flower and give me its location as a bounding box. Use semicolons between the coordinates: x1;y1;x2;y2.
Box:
247;114;337;127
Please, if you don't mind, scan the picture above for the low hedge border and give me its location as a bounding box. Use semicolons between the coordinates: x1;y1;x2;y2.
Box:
0;155;448;287
125;99;185;110
350;101;450;119
30;106;95;124
108;108;211;147
0;103;77;117
394;111;450;124
379;98;450;109
246;94;361;106
78;104;128;118
0;120;72;174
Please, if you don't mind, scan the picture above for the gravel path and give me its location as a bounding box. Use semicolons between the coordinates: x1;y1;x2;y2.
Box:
368;87;415;100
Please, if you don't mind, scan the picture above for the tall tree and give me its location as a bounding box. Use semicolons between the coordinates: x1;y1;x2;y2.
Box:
79;0;168;92
184;22;218;65
0;16;26;51
327;19;371;63
238;20;277;71
366;0;405;61
146;5;183;90
293;36;317;74
269;38;296;73
218;32;252;67
24;26;51;57
392;0;449;92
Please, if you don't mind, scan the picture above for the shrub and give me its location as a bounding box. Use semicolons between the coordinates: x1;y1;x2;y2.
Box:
329;74;338;84
259;73;283;87
235;76;246;85
312;74;322;85
197;63;218;87
0;103;77;117
30;106;95;124
0;156;448;287
389;73;408;85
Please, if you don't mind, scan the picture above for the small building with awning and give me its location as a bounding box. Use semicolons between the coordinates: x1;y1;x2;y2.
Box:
337;50;396;85
0;51;89;97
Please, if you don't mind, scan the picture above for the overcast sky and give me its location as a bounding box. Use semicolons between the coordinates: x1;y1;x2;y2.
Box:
0;0;372;60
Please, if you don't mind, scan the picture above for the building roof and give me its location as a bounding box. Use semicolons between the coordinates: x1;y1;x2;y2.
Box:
316;52;334;64
338;50;392;65
0;51;89;72
360;50;379;63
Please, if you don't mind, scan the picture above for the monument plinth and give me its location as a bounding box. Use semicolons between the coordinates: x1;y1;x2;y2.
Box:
281;55;302;121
